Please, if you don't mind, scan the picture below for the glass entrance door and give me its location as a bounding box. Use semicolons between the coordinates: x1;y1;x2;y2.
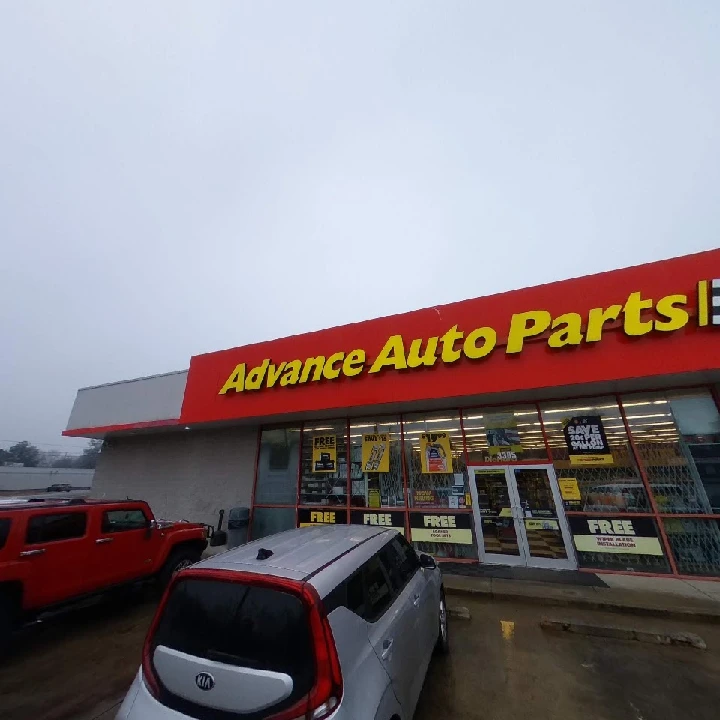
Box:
468;464;576;569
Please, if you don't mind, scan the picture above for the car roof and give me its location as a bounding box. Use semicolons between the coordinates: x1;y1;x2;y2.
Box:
199;524;392;582
0;497;146;511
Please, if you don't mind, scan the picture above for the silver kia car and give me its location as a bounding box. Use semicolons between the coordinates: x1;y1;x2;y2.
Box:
117;524;448;720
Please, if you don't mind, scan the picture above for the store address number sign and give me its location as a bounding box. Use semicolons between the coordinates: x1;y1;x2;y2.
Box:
218;281;718;396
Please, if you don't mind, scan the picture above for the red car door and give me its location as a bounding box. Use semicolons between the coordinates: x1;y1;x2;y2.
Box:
20;509;91;609
92;505;155;586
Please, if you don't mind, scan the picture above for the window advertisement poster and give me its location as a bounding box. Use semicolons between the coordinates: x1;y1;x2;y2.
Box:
298;508;348;527
367;488;382;508
361;433;390;473
412;489;439;507
559;477;582;510
562;416;613;465
485;413;523;460
568;516;664;555
420;432;452;474
350;510;406;535
525;519;560;531
409;512;474;544
312;435;337;473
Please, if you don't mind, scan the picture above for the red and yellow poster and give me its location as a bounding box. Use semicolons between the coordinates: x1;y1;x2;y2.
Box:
420;432;452;474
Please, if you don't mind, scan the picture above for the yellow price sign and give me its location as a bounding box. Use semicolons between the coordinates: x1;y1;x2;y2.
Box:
559;478;581;501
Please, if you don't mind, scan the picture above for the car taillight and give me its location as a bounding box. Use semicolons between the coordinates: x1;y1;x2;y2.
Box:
141;575;175;700
263;582;343;720
141;639;161;698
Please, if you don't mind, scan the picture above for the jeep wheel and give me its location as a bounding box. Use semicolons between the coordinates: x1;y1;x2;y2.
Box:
434;591;449;655
0;594;17;656
158;548;202;589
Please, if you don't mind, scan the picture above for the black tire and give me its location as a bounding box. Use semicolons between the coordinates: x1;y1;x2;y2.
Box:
0;594;17;656
158;547;201;589
434;590;449;655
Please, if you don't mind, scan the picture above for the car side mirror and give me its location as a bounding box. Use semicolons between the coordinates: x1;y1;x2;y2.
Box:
419;552;437;570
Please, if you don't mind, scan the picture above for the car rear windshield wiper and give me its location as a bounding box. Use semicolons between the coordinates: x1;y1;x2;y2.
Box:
205;649;262;668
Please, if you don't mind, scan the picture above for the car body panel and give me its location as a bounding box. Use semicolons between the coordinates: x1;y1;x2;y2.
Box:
327;605;394;720
368;570;422;718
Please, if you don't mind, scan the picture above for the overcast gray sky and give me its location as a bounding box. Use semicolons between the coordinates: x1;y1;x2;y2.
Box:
1;2;719;453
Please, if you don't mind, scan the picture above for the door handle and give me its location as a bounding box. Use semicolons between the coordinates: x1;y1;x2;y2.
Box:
413;594;421;607
95;537;114;544
381;638;394;660
19;548;45;557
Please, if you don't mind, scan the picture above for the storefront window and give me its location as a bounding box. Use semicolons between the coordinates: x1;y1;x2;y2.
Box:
348;418;404;508
622;391;720;514
299;421;348;506
663;518;720;577
251;507;296;540
403;411;468;509
462;406;549;464
403;411;476;559
540;398;651;513
255;427;301;505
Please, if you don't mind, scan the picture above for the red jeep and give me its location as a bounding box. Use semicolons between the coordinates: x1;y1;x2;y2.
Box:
0;497;208;649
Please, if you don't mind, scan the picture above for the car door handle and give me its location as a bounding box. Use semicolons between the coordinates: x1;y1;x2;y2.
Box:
19;548;46;557
413;594;421;607
95;537;114;544
381;638;394;660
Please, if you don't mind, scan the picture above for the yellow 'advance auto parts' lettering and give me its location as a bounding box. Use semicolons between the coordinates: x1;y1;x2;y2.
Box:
217;286;703;395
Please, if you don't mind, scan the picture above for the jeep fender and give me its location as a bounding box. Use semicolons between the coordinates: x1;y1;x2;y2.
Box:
154;529;207;571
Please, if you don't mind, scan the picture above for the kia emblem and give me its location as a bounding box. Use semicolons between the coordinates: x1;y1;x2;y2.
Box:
195;672;215;691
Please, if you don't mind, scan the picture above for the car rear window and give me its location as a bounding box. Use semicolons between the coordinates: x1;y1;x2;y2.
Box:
0;519;11;550
152;578;315;712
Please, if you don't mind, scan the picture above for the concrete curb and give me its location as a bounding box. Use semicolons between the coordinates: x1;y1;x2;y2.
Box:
540;617;707;649
444;581;720;623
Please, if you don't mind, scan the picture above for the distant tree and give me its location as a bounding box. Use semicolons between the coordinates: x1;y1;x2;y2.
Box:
39;450;61;468
0;448;10;465
74;439;103;469
7;441;41;467
51;455;77;469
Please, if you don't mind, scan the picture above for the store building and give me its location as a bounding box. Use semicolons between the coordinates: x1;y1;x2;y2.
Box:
64;249;720;579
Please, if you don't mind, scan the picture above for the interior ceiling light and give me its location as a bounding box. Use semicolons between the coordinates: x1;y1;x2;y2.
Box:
624;413;672;420
542;404;617;414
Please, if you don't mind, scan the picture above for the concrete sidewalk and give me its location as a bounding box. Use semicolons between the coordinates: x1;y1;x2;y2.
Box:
443;572;720;622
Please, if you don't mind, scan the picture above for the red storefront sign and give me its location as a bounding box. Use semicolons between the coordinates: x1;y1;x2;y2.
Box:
180;250;720;425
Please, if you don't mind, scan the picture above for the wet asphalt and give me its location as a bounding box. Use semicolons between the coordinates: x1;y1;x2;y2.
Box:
1;591;720;720
416;597;720;720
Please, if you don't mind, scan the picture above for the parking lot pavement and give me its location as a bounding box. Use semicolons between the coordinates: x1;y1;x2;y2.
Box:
416;597;720;720
3;594;720;720
0;590;156;720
